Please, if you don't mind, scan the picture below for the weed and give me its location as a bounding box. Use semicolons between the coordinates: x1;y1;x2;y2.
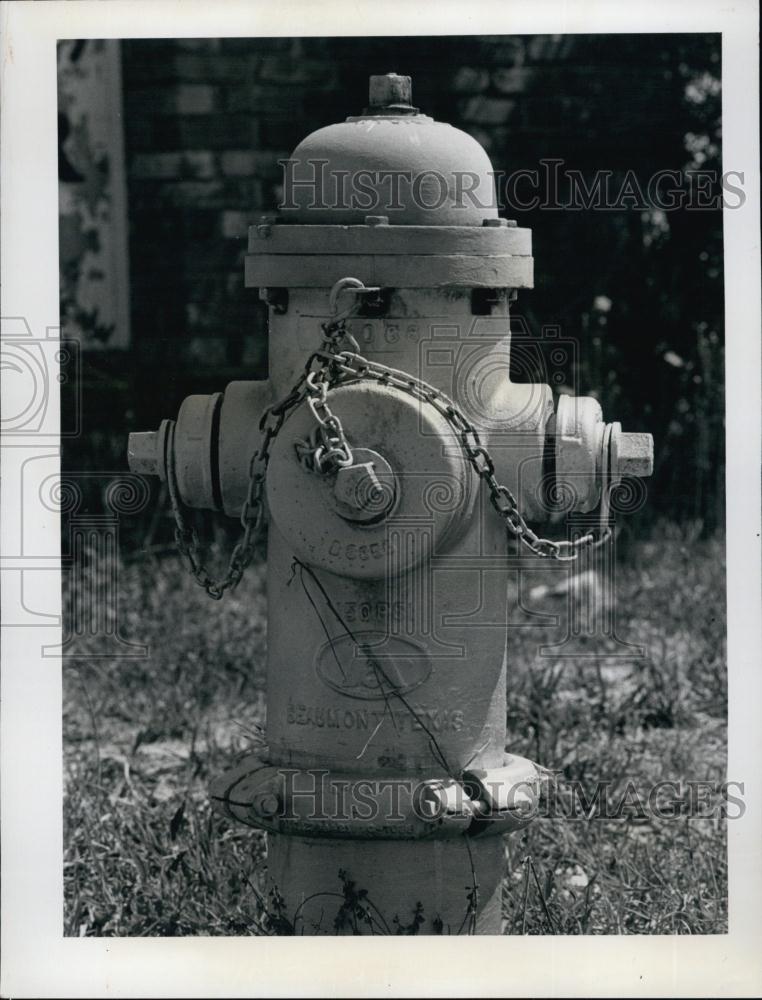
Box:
63;522;727;935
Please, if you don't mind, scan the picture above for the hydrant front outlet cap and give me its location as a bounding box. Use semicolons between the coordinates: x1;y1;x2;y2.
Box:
265;380;478;579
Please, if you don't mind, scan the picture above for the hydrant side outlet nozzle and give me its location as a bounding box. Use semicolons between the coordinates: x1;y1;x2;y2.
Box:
552;395;654;512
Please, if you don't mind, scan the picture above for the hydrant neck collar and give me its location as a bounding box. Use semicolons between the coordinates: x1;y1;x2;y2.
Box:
347;108;426;121
355;102;422;117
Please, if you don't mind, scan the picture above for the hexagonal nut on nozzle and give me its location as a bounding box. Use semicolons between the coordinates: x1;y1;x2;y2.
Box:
128;431;161;477
332;449;396;524
614;431;654;478
334;462;379;505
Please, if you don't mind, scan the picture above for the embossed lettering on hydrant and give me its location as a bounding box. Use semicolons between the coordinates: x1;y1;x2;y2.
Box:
286;701;464;733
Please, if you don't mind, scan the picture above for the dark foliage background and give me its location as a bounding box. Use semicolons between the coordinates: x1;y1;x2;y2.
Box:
61;33;724;537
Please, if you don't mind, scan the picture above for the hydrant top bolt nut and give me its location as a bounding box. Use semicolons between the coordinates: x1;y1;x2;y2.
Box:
368;73;413;109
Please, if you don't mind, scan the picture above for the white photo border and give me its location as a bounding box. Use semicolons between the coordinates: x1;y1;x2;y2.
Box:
1;0;760;996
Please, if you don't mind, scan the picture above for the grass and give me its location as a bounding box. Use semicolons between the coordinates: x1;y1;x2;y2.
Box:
63;519;727;935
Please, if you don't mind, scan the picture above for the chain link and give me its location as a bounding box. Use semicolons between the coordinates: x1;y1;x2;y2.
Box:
164;280;612;598
313;347;613;560
295;325;357;475
163;313;357;597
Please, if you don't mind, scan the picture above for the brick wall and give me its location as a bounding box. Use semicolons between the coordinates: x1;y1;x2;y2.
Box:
69;34;722;527
120;34;702;391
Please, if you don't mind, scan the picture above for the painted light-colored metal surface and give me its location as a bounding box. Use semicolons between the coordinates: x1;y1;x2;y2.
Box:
127;74;654;934
280;72;499;228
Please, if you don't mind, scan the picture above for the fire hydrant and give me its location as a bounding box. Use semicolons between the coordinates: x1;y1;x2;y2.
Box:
128;74;653;934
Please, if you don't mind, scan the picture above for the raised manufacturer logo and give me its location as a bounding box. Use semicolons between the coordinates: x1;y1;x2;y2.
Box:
315;631;431;700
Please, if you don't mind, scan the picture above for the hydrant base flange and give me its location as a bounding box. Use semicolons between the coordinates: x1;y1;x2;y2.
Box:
210;752;539;841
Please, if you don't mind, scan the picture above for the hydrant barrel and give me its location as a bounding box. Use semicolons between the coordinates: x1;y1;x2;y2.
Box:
127;72;653;934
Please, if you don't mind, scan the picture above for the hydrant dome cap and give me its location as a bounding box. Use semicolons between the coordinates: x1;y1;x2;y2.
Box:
281;76;499;226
